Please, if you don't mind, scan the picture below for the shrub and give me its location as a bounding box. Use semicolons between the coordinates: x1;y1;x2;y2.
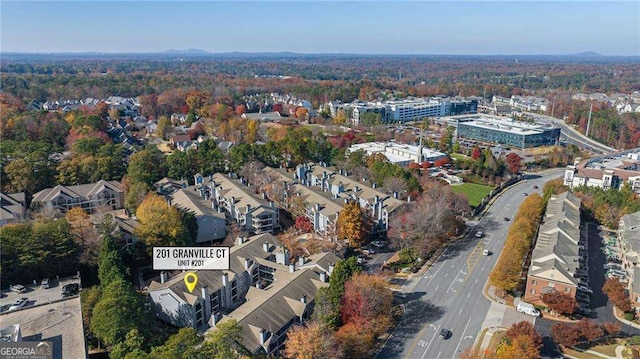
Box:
625;312;635;321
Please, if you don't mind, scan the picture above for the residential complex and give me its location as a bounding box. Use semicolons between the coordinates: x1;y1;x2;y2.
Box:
564;151;640;194
327;97;478;125
262;163;405;238
617;211;640;310
347;142;447;167
455;115;561;149
148;233;339;356
31;180;125;215
524;192;584;305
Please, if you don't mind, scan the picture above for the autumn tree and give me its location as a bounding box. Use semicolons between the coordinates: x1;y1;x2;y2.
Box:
497;334;541;359
135;194;190;251
336;200;367;248
551;322;582;348
125;181;149;214
505;321;542;349
284;321;343;359
601;322;621;337
335;321;375;358
603;278;633;312
340;273;393;337
313;257;361;329
576;319;604;343
155;116;172;139
127;147;168;187
506;153;523;174
66;207;100;265
541;290;576;315
200;320;249;359
294;216;313;233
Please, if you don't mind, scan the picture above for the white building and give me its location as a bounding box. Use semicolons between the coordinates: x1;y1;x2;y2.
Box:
347;142;447;167
564;151;640;194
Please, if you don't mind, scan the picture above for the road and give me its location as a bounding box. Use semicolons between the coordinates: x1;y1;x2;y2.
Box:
377;168;566;359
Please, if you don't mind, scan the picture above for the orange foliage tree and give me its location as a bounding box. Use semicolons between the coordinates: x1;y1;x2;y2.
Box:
283;321;343;359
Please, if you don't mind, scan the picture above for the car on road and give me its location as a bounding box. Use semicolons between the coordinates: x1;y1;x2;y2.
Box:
504;217;510;222
62;283;80;297
41;278;50;289
523;193;528;196
10;284;26;293
439;328;451;339
8;297;28;311
475;230;484;238
483;249;491;256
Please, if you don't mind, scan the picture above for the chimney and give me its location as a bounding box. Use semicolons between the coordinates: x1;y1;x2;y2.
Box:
236;235;244;246
320;271;328;282
373;183;377;189
160;271;168;283
231;196;236;204
211;311;222;326
222;272;229;287
201;285;211;321
263;242;270;252
375;195;380;203
256;281;262;289
407;196;411;203
246;204;251;213
300;295;307;304
354;185;360;192
262;192;267;199
328;263;335;274
244;257;251;270
315;203;321;211
289;263;296;273
393;191;399;199
298;256;305;266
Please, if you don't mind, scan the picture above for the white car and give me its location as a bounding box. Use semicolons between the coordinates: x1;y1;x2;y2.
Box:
8;297;28;311
483;249;491;256
475;231;484;238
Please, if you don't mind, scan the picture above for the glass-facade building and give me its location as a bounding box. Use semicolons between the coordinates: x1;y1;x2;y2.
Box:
457;117;561;149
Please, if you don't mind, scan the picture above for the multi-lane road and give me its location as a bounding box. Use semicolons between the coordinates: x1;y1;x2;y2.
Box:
377;168;566;359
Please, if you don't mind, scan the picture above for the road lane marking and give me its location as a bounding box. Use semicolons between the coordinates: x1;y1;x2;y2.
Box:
419;325;440;359
452;317;472;359
459;309;463;315
467;292;471;298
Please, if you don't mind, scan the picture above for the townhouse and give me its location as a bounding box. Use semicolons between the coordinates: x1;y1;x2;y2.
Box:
564;151;640;194
618;211;640;310
524;192;584;304
0;192;26;227
148;233;338;356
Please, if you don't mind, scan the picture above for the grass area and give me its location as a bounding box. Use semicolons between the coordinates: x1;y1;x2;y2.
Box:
450;153;471;161
589;343;619;357
563;348;609;359
450;183;494;207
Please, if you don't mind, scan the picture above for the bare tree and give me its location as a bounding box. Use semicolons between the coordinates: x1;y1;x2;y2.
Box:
383;176;407;197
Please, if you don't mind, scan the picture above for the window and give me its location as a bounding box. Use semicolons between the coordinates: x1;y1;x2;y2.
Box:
531;280;537;285
564;287;570;292
548;283;555;288
530;289;536;294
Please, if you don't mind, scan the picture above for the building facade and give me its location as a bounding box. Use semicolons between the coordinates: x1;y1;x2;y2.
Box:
347;142;447;167
617;211;640;310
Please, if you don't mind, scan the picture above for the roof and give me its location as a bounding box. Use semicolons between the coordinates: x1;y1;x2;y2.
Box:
32;180;123;203
572;150;640;181
0;192;25;222
457;115;559;136
528;191;582;286
169;188;225;221
211;174;274;216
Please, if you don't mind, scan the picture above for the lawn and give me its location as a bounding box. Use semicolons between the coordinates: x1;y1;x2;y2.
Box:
450;183;494;207
450;153;471;161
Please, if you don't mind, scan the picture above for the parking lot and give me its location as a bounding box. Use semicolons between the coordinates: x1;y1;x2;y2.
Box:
0;276;82;314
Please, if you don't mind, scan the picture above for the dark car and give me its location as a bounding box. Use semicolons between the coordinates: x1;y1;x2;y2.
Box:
504;217;510;222
439;328;451;339
62;283;80;297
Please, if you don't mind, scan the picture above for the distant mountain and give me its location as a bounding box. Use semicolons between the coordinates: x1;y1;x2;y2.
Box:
572;51;604;57
162;48;210;54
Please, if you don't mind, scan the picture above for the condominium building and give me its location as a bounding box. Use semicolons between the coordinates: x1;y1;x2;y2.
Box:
456;115;561;149
0;192;26;227
148;233;339;356
31;180;124;215
524;192;584;305
618;211;640;310
564;151;640;194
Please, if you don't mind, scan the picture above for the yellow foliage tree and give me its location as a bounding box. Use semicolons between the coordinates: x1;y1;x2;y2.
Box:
135;194;188;250
283;321;343;359
336;201;367;247
496;334;541;359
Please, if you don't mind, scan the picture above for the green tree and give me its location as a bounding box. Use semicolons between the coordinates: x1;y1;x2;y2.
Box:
148;328;202;359
98;217;126;286
110;329;146;359
125;182;148;214
313;257;361;329
155;116;172;139
200;320;248;359
126;147;167;187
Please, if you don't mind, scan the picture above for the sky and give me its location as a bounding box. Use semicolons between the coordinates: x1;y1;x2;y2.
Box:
1;1;639;56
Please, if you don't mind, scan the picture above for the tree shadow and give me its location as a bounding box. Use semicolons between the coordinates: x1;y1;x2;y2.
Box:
377;296;445;358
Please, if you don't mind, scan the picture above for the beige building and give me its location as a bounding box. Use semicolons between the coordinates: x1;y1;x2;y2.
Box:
618;211;640;310
0;192;26;226
564;151;640;194
31;180;124;215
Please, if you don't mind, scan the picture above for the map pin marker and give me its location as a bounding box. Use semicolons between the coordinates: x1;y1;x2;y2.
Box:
184;272;198;293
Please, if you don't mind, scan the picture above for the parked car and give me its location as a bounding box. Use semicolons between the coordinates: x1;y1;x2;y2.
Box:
393;291;407;299
577;285;593;294
475;230;484;238
62;283;80;297
533;185;539;189
8;297;28;311
41;278;50;289
439;328;452;339
9;284;26;293
371;241;384;248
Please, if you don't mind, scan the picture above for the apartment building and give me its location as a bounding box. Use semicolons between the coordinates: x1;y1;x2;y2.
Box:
0;192;26;227
31;180;124;215
148;233;338;356
199;173;280;234
564;151;640;194
524;192;584;305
